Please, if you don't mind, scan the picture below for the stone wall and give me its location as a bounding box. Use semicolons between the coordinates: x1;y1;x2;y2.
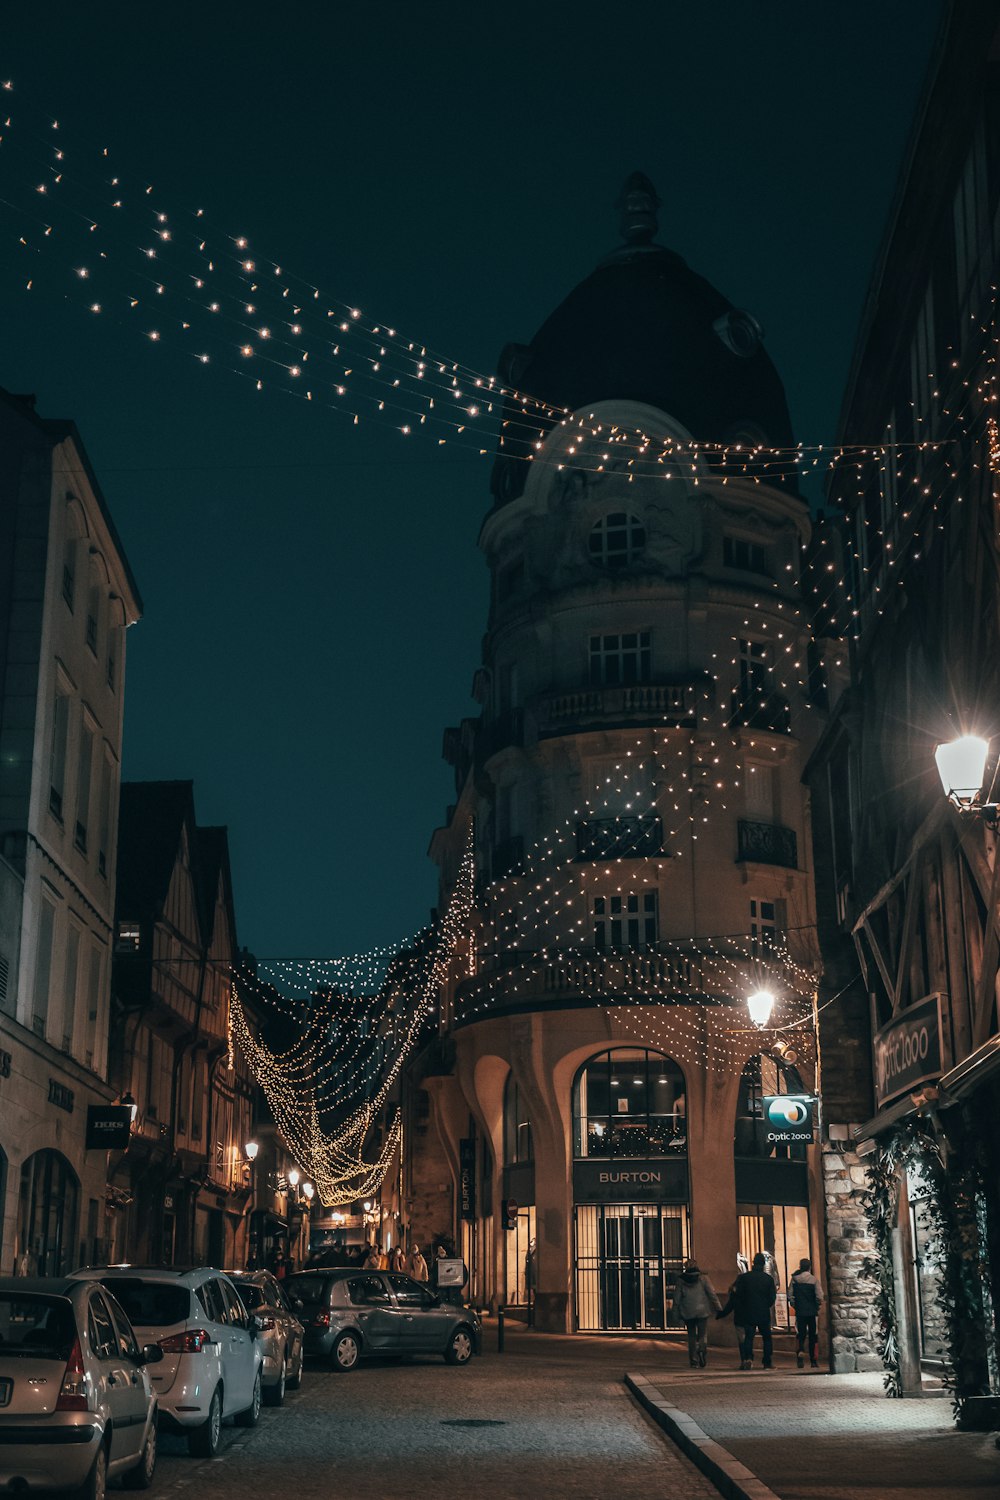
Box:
823;1123;883;1373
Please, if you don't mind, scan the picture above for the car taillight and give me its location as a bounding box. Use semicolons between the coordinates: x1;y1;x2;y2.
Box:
56;1338;89;1411
158;1329;211;1354
311;1312;330;1329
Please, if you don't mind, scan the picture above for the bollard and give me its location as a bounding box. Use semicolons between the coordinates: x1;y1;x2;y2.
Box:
497;1305;505;1354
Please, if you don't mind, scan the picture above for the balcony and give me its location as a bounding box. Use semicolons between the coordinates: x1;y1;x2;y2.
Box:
454;947;725;1027
737;819;798;869
729;689;791;734
539;681;699;735
575;814;664;861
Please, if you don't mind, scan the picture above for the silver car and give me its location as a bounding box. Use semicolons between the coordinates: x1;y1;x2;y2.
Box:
227;1272;304;1405
0;1278;161;1500
288;1269;481;1372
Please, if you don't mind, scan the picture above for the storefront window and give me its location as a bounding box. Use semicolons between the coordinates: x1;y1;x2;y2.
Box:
575;1203;688;1331
503;1076;533;1165
573;1048;686;1158
17;1151;80;1277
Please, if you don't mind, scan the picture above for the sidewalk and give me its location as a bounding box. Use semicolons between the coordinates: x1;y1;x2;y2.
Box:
626;1339;1000;1500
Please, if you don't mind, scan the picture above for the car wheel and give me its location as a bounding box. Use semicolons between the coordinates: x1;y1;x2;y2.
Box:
331;1331;360;1372
286;1349;303;1391
122;1420;157;1490
188;1387;223;1457
76;1443;107;1500
263;1355;286;1407
235;1371;262;1427
445;1326;474;1365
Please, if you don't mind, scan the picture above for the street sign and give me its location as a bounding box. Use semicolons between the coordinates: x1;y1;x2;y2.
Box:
502;1198;518;1230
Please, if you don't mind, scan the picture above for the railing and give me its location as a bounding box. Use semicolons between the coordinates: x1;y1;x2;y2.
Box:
575;814;664;860
540;681;699;731
454;948;718;1026
737;819;798;869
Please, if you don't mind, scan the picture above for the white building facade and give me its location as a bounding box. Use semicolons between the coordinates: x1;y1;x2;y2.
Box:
0;388;141;1275
413;179;829;1337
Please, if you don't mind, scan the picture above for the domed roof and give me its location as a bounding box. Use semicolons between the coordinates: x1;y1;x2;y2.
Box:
490;173;797;505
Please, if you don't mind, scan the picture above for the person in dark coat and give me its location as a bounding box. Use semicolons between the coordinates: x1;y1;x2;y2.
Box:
717;1252;777;1369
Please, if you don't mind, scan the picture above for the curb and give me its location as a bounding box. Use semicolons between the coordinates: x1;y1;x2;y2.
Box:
625;1372;782;1500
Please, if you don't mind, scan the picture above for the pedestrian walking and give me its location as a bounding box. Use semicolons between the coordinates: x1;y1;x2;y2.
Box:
717;1252;777;1369
408;1243;429;1281
790;1256;824;1368
672;1259;722;1367
363;1240;383;1271
390;1243;408;1273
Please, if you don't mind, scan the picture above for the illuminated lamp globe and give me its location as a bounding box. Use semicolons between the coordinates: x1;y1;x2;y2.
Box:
302;1181;315;1201
935;736;989;809
287;1167;300;1189
747;990;776;1028
244;1140;259;1162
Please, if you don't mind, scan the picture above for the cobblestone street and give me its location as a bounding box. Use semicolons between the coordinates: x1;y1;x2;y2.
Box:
151;1333;717;1500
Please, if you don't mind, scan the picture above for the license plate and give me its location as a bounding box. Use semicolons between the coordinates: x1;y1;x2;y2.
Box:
0;1379;11;1407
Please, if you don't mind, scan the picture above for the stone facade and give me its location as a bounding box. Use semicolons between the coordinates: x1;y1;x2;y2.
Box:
822;1124;881;1372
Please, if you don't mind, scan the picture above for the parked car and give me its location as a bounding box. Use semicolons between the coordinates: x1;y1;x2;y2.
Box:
71;1267;263;1457
0;1277;161;1499
227;1271;304;1405
285;1269;481;1372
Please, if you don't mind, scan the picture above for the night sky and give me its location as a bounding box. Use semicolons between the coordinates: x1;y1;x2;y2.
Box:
1;2;942;960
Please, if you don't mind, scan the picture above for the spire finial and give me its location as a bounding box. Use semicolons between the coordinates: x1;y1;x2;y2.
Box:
616;171;660;246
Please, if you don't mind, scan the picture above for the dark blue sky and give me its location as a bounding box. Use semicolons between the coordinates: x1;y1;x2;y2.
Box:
1;2;942;958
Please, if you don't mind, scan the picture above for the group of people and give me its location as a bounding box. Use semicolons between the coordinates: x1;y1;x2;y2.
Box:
672;1254;824;1371
361;1240;430;1280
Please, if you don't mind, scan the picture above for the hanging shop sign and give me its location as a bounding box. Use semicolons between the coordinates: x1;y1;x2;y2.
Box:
873;993;945;1109
761;1095;816;1145
459;1137;476;1221
85;1105;133;1150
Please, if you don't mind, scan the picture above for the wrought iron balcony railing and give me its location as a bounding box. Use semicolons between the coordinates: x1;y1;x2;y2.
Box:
575;814;664;861
737;819;798;869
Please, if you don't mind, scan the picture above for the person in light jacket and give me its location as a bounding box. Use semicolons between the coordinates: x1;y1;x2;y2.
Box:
408;1243;429;1282
672;1260;723;1367
789;1257;824;1368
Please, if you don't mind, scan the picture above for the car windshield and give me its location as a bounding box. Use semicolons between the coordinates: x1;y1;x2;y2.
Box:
99;1279;190;1327
0;1294;76;1360
285;1275;334;1306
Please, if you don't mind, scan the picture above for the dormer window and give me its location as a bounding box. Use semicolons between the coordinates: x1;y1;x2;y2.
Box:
589;512;645;569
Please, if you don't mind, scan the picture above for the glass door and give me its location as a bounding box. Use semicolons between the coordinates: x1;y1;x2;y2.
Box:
574;1203;687;1331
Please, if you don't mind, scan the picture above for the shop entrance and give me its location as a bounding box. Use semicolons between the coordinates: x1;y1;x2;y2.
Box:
574;1203;687;1331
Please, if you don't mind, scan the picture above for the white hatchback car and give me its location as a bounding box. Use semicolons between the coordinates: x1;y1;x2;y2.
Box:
71;1268;263;1457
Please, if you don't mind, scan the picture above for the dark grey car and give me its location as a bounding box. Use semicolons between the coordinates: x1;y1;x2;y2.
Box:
287;1270;481;1372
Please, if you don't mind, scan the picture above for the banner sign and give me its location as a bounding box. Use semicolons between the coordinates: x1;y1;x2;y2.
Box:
761;1095;815;1145
459;1137;476;1221
86;1105;133;1150
572;1157;688;1204
873;993;945;1108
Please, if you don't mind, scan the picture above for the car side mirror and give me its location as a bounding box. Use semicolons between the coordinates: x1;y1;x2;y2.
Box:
139;1344;164;1365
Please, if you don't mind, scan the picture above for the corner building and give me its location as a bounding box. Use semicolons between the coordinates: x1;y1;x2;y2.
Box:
414;180;828;1336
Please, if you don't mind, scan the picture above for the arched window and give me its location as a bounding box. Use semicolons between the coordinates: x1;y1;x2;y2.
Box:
573;1048;685;1159
503;1075;533;1165
735;1053;807;1161
589;513;645;569
18;1151;80;1277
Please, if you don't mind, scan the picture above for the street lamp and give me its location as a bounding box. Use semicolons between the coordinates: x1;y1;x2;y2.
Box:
287;1167;300;1190
244;1140;259;1163
935;735;997;822
302;1181;315;1202
747;989;776;1028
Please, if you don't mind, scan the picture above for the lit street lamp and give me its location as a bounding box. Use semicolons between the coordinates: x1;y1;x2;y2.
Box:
935;735;997;822
747;989;776;1028
287;1167;300;1190
244;1139;259;1162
